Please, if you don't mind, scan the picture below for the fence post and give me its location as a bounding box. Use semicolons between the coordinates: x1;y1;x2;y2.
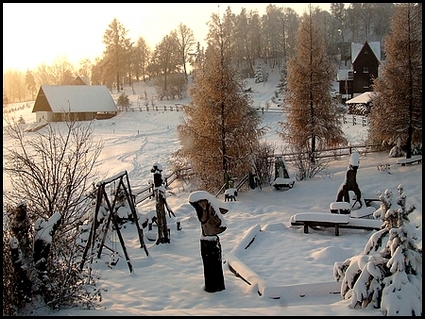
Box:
353;116;356;126
362;117;367;127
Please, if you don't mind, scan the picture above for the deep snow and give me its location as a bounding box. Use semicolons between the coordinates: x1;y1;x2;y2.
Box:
3;69;421;316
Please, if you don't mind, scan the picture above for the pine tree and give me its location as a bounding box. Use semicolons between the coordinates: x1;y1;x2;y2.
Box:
333;184;422;316
279;4;346;165
369;3;422;158
102;18;131;92
176;12;264;192
254;63;263;83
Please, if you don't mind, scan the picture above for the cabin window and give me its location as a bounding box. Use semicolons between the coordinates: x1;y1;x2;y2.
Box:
363;81;370;89
363;66;369;73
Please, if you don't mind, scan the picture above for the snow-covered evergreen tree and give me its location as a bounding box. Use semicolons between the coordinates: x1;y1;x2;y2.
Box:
254;64;263;83
333;184;422;316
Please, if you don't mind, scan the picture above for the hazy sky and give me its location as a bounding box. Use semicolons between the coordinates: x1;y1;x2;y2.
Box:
3;3;333;72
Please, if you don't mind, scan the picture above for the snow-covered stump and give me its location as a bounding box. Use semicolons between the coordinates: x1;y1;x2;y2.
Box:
189;191;229;293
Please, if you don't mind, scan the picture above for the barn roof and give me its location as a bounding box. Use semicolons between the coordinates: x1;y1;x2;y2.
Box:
345;91;377;104
32;85;118;113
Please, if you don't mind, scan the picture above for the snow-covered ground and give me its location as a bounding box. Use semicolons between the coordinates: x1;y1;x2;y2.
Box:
3;69;421;316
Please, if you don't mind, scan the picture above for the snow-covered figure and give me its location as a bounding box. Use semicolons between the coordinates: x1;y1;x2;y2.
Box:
333;185;422;316
189;191;228;292
336;152;362;206
388;136;405;158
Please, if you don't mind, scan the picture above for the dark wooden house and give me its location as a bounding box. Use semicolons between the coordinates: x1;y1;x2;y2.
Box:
338;41;381;100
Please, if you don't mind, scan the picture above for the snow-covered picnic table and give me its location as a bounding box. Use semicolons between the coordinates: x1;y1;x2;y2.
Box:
290;211;383;236
290;212;350;236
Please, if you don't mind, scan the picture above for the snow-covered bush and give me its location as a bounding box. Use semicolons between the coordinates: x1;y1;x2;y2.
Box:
117;93;130;111
333;184;422;316
3;119;104;314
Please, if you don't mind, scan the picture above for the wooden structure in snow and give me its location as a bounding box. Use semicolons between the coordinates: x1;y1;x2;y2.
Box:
32;85;117;122
80;171;148;273
272;156;295;189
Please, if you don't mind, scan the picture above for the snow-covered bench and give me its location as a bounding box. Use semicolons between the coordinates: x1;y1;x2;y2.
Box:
351;195;381;210
329;202;351;214
339;218;383;231
290;211;383;236
224;188;237;202
396;155;422;166
290;212;350;236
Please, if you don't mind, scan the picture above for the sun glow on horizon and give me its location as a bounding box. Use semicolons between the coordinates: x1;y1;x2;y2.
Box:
3;3;332;72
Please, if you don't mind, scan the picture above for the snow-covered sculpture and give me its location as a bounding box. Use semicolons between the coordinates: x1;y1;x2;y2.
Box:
336;152;362;206
189;191;228;292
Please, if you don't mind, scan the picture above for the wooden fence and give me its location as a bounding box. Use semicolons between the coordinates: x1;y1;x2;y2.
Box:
133;144;381;205
340;114;368;127
133;166;192;205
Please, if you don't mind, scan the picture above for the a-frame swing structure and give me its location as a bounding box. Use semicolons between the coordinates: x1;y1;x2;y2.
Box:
80;170;148;273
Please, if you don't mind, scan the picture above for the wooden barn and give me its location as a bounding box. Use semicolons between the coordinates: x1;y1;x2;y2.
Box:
32;85;118;122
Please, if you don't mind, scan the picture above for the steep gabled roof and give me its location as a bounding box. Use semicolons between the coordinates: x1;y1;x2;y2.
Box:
351;41;381;64
32;85;118;113
71;76;89;85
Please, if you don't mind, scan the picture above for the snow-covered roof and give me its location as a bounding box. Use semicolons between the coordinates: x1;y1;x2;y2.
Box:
352;41;380;64
345;91;377;104
337;69;351;81
32;85;118;113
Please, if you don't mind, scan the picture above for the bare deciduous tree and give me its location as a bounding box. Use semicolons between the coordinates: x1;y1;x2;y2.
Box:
3;116;104;313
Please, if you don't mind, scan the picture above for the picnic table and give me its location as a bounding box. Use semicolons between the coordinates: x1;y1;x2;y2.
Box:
290;211;383;236
290;212;349;236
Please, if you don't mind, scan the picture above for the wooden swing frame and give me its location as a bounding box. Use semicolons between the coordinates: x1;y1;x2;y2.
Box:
80;171;148;273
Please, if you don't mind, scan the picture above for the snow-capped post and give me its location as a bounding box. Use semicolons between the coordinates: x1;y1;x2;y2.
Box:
151;163;170;244
189;191;228;293
336;152;363;206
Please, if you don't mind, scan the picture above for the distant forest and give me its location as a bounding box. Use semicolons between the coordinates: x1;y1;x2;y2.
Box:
4;3;397;103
